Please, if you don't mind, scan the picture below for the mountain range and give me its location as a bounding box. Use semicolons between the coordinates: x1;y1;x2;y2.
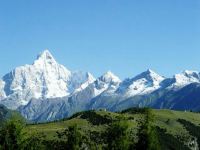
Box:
0;50;200;122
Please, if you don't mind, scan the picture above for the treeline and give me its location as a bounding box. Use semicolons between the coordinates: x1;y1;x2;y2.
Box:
0;116;134;149
134;108;160;150
0;108;147;150
0;108;194;150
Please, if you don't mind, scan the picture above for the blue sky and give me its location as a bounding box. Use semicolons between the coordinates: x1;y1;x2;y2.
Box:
0;0;200;79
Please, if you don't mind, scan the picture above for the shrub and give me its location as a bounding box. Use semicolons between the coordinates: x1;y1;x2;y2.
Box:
178;119;200;147
0;115;25;150
106;121;130;150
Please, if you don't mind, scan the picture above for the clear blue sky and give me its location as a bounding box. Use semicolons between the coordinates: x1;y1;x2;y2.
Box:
0;0;200;79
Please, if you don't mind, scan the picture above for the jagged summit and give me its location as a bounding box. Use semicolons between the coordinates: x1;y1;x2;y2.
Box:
146;69;156;73
171;70;200;88
183;70;199;74
1;50;200;122
132;69;165;83
33;50;58;66
182;70;199;78
117;69;165;97
0;50;95;109
99;71;121;83
32;50;72;83
38;50;54;61
37;50;54;59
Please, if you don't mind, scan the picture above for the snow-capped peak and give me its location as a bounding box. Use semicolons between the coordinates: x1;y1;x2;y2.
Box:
182;70;199;78
33;50;58;66
38;49;54;60
171;70;200;88
0;50;96;109
146;69;155;73
86;72;96;82
117;69;165;97
32;50;71;78
133;69;165;83
99;71;121;83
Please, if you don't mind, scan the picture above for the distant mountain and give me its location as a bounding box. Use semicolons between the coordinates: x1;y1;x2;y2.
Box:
117;69;165;97
18;71;121;122
0;50;95;109
0;104;22;125
1;50;200;122
165;70;200;89
153;82;200;111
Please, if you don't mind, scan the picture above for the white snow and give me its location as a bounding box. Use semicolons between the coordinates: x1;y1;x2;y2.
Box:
0;50;95;109
75;71;121;98
94;71;121;96
0;80;6;99
1;49;200;118
73;72;96;93
118;69;165;97
169;70;200;89
99;71;121;84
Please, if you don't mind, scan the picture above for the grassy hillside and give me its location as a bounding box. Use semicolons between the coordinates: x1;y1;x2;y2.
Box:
1;108;200;149
22;109;199;150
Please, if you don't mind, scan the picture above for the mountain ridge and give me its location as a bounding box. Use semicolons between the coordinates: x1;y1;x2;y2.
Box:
0;50;200;122
0;50;95;109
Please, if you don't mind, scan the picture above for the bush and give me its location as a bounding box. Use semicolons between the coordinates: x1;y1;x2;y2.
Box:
80;111;113;125
55;124;96;150
156;127;190;150
106;121;130;150
0;115;25;150
135;109;160;150
178;119;200;147
121;107;149;114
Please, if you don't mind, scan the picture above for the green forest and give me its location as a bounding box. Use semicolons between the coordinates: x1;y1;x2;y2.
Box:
0;107;200;150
